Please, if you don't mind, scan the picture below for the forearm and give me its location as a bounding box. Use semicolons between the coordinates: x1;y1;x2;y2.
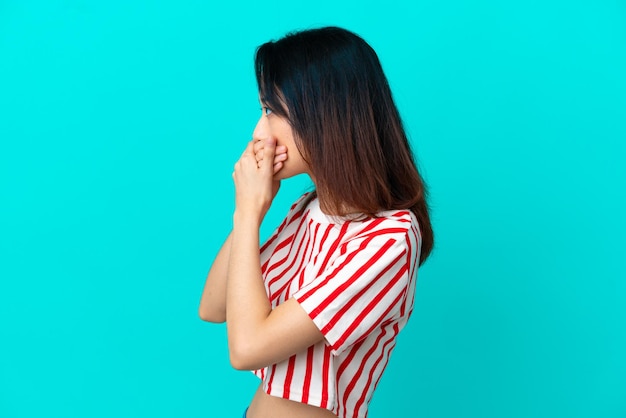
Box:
198;232;233;322
226;213;272;365
225;137;313;370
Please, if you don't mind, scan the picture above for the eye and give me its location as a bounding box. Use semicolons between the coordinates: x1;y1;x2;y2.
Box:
262;106;273;116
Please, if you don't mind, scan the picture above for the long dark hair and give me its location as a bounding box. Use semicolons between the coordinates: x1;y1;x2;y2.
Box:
255;26;434;265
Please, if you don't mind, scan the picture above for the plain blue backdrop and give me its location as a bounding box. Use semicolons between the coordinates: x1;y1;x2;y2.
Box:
1;1;625;417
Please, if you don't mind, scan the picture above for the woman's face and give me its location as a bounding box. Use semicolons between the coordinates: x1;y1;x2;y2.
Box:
253;103;310;180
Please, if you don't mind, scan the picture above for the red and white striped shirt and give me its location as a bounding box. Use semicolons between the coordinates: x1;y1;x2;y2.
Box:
253;193;421;418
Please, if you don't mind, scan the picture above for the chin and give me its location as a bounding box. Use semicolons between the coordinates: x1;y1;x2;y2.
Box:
274;171;291;181
274;169;304;181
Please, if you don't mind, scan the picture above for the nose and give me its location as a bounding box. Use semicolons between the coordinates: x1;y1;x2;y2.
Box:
252;114;269;142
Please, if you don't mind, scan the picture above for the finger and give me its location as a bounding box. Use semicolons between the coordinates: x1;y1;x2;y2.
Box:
273;161;283;174
239;141;258;169
255;141;285;157
261;138;276;174
273;152;287;165
242;140;255;158
253;140;264;155
256;144;284;158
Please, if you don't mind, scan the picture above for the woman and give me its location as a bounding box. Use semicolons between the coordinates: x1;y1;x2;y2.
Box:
199;26;434;418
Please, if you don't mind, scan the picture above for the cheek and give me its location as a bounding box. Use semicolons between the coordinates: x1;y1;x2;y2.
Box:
279;137;297;156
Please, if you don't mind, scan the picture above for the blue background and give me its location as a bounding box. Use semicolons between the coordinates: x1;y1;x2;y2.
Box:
1;1;625;417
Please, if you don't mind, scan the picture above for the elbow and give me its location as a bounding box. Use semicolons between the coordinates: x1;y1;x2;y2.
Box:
198;304;226;323
229;352;251;371
228;338;264;371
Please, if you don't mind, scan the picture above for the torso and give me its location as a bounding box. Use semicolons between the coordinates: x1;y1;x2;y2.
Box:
247;384;337;418
250;194;421;418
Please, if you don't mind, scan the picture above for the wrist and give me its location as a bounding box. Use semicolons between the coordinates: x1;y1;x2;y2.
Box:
233;210;262;230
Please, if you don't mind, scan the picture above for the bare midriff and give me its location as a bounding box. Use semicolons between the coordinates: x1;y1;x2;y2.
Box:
246;384;338;418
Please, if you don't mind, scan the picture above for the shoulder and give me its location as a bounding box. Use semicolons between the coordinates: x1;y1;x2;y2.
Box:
342;209;422;263
351;209;420;242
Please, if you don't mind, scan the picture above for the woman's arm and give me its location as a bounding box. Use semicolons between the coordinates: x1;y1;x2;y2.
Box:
198;232;232;323
199;140;286;324
227;139;324;370
227;215;324;370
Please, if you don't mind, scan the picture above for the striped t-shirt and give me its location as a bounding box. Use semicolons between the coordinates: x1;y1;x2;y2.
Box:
253;193;421;418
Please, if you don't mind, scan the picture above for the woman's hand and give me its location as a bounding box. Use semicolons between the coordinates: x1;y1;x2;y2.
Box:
227;138;324;372
253;139;287;175
232;138;282;226
253;138;287;201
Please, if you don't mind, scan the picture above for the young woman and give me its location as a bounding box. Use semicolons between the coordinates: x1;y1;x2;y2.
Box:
199;26;434;418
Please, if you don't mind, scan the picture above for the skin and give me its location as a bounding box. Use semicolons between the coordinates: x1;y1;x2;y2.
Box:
199;105;335;418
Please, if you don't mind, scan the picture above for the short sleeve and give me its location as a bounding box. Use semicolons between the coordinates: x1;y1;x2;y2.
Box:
293;231;413;356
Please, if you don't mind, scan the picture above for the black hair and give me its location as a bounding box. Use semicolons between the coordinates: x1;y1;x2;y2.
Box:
255;27;433;264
